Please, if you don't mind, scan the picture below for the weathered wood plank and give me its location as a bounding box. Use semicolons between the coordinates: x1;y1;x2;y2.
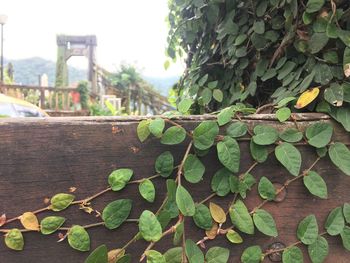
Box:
0;114;349;263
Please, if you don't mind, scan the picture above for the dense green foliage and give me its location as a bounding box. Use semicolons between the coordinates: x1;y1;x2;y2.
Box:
167;0;350;129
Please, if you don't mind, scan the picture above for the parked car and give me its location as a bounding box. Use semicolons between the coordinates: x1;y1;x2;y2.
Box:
0;94;49;117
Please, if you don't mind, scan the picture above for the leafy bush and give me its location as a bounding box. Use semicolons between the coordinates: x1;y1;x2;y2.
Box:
167;0;350;130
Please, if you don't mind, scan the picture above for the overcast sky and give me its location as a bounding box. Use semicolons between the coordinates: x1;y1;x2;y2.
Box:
0;0;184;77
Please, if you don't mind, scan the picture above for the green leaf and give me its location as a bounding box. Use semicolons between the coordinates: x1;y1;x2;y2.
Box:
314;64;333;85
235;34;247;46
282;246;303;263
229;200;254;235
184;154;205;183
211;168;231;197
308;236;329;263
145;250;166;263
276;97;296;108
226;121;248;137
275;142;302;176
239;173;256;199
217;107;234;126
344;203;350;224
279;128;303;143
155;151;174;177
4;229;24;251
250;141;268;163
139;179;155;202
173;222;184;245
277;61;296;80
256;1;267;17
325;207;345;236
340;226;350;251
308;33;329;54
253;125;278;145
102;199;132;230
329;142;350;176
139;210;162;242
193;121;219;150
253;20;265;34
324;84;344;107
164;247;182;263
40;216;66;235
161;126;186;145
217;136;240;173
193;204;213;230
50;193;75;211
201;88;212;104
68;225;90;252
178;98;193;113
303;171;327;199
306;123;333;148
137;120;151;142
108;169;133;191
306;0;325;13
198;74;208;86
226;229;243;244
213;89;223;102
258;177;276;201
176;185;195;216
149;118;165;138
253;209;278;237
229;175;239;193
336;107;350;132
85;245;108;263
241;245;262;263
297;215;318;245
185;239;204;263
205;247;230;263
276;107;291;122
298;71;315;92
208;81;218;89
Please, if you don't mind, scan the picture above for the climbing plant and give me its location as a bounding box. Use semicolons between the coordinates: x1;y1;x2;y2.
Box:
1;113;350;263
166;0;350;131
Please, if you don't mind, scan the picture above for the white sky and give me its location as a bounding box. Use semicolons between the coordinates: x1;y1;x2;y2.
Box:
0;0;184;77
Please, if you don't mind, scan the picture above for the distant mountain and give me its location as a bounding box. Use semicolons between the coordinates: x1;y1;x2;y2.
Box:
4;57;179;95
143;75;179;96
5;57;87;86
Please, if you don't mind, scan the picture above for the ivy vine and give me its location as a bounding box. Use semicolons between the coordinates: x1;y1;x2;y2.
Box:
1;114;350;263
166;0;350;132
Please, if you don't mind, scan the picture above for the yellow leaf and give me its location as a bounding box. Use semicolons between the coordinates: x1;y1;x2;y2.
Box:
209;202;226;224
205;223;218;240
344;63;350;78
295;87;320;109
108;248;125;263
20;212;39;231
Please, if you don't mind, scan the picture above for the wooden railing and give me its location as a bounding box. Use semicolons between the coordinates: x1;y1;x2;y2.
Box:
0;84;77;111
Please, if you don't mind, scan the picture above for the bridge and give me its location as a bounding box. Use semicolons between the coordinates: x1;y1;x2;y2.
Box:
54;34;173;115
0;35;173;115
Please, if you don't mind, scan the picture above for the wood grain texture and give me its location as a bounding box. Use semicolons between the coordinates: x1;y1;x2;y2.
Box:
0;114;349;263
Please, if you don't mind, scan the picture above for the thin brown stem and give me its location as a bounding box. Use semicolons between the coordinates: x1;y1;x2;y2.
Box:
5;206;50;225
0;220;140;233
128;174;162;184
264;231;328;256
255;103;275;114
177;141;193;186
199;193;217;205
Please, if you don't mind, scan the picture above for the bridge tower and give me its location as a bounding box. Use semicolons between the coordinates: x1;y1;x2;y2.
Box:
55;35;98;94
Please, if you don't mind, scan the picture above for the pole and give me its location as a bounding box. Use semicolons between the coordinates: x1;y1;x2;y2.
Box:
1;23;3;83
